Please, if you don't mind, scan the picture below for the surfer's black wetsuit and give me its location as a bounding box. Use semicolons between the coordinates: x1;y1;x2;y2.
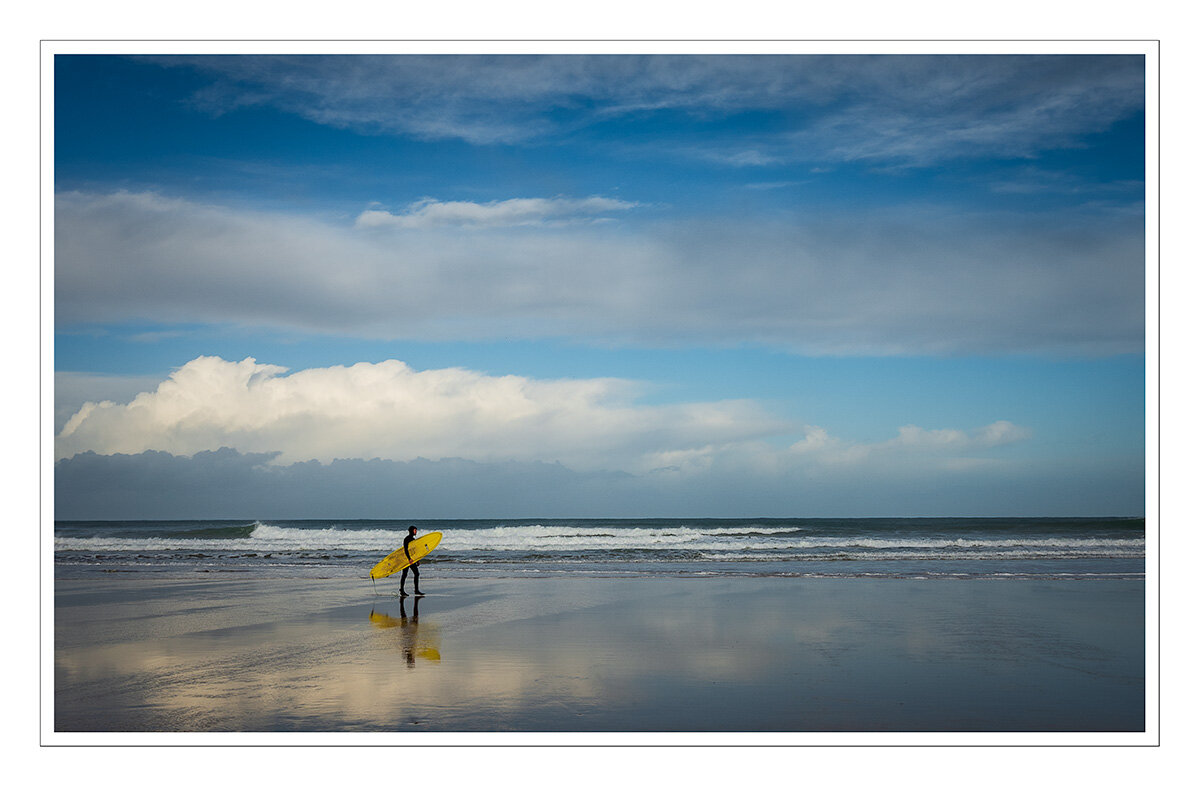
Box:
400;532;422;596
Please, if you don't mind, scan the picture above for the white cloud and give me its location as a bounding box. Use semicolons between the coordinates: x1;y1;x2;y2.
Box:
693;148;783;167
782;421;1033;469
54;190;1145;355
744;180;808;190
55;357;1036;498
54;356;790;470
355;196;641;230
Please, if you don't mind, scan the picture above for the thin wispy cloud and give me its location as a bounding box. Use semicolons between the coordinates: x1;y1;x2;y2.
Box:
148;54;1143;167
355;196;641;229
743;180;809;190
987;166;1145;196
788;421;1033;467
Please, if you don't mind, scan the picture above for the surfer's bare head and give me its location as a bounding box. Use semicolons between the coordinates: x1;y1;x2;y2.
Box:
408;526;418;535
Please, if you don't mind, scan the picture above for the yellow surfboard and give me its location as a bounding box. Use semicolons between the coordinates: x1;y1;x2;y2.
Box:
370;532;442;579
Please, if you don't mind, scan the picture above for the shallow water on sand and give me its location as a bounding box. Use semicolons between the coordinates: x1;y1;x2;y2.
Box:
53;572;1144;734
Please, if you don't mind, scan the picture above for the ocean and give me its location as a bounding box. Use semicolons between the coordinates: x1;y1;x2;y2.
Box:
54;517;1145;581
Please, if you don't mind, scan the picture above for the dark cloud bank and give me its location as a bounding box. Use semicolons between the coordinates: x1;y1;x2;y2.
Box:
54;448;1144;520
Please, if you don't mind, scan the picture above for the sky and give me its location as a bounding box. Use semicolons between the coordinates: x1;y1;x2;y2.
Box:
51;51;1148;519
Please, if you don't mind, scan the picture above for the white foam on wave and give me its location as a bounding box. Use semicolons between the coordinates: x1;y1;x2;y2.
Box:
698;548;1144;561
55;523;419;552
432;526;1145;556
245;524;404;550
53;522;1146;559
442;524;811;551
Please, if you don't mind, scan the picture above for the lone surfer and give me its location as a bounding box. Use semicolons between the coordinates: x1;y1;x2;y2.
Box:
399;525;425;597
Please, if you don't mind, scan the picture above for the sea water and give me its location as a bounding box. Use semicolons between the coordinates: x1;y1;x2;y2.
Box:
53;517;1145;581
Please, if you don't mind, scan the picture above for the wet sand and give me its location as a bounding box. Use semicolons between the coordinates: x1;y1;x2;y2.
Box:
52;572;1145;736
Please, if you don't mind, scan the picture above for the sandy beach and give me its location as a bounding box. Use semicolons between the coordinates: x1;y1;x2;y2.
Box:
53;570;1145;735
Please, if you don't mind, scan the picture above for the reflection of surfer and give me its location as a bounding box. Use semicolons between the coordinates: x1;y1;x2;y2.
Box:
399;525;425;597
399;595;420;667
370;596;440;666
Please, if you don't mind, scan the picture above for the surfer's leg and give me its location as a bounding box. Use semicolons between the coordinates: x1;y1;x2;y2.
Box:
399;567;410;596
412;563;423;595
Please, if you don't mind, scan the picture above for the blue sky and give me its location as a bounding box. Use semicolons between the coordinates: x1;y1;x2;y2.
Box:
53;53;1147;518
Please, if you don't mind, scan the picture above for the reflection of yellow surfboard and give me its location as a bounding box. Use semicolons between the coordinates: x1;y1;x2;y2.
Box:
369;611;402;628
370;532;442;579
368;610;441;661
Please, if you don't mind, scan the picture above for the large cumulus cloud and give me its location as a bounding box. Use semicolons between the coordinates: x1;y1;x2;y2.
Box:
54;356;790;470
